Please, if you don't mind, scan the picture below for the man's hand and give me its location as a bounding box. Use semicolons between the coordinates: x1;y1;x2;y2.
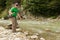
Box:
18;13;22;20
9;10;12;15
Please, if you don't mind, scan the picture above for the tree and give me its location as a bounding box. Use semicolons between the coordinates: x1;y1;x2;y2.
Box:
24;0;60;17
0;0;6;13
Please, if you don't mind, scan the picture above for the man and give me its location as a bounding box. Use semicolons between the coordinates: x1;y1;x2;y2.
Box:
9;2;21;32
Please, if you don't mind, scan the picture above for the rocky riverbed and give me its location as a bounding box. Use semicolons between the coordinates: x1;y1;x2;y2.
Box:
0;26;47;40
0;19;60;40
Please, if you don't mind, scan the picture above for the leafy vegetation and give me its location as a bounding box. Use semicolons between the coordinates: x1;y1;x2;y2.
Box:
0;0;60;18
25;0;60;17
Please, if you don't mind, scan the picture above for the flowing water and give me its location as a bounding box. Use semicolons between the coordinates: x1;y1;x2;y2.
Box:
0;19;60;40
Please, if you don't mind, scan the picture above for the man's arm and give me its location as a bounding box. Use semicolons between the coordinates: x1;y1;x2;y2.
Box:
9;7;14;15
8;10;12;15
18;12;22;20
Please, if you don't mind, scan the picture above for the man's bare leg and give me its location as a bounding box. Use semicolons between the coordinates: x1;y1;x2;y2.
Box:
11;17;17;32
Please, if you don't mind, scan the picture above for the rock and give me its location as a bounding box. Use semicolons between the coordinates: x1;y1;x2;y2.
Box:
30;35;38;38
6;24;19;29
0;38;7;40
0;26;5;31
45;29;51;32
16;33;26;38
16;28;22;32
14;38;21;40
5;24;12;29
1;17;4;20
40;37;45;40
56;30;60;33
38;30;44;34
28;35;38;40
34;33;39;36
24;31;29;35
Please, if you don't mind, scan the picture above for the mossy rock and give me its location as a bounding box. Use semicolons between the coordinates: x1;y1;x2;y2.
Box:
5;24;12;29
5;24;19;29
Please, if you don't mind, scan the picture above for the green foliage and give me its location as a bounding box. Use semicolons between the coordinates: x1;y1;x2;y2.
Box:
22;0;27;8
6;0;21;8
0;0;60;18
0;0;6;14
24;0;60;17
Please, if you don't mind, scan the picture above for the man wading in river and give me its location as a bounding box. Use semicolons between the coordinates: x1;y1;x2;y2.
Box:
8;2;21;32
